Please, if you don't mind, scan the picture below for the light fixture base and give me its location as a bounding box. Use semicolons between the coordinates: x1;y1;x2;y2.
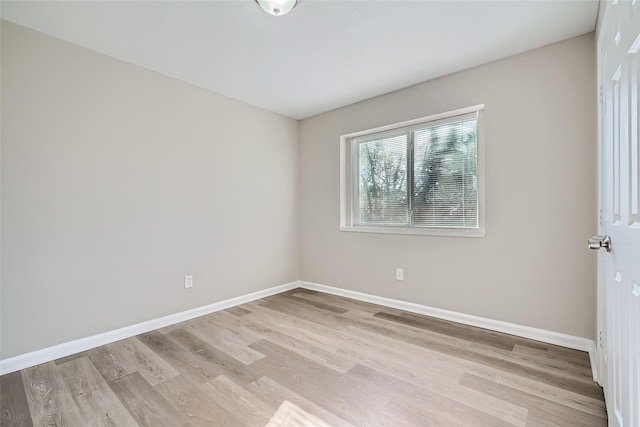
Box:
255;0;299;16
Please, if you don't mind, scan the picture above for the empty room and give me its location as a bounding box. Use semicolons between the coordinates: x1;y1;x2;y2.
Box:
1;0;639;426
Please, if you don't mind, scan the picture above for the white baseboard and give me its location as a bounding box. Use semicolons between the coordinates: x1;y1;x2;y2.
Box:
1;279;599;382
0;281;299;375
299;281;599;381
588;341;600;383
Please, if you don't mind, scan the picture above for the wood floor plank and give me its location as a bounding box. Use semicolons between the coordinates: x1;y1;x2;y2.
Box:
249;339;488;427
378;309;551;353
474;346;593;383
384;393;517;427
290;292;384;314
265;400;333;427
512;344;591;369
226;306;253;317
109;372;188;427
194;344;261;387
340;327;529;426
339;309;376;322
201;311;265;345
511;344;593;379
545;344;591;362
526;409;573;427
248;346;392;425
355;313;604;399
345;363;520;427
188;321;266;365
352;311;594;386
247;305;468;383
251;339;390;411
348;312;606;421
57;357;139;426
87;337;180;385
282;294;349;314
166;328;210;353
246;302;532;426
203;375;274;427
231;312;356;374
53;350;91;366
0;371;33;427
436;342;602;400
110;337;180;386
246;304;523;420
137;330;221;384
258;297;352;330
375;310;520;351
3;289;605;426
86;345;131;382
465;362;607;419
20;362;84;426
283;288;318;296
154;374;244;426
460;372;607;426
246;376;354;427
155;317;201;335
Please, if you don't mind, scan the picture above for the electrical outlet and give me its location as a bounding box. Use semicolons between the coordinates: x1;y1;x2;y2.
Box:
396;268;404;281
184;275;193;289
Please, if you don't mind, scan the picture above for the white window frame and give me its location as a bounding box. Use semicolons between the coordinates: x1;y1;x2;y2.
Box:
340;105;485;237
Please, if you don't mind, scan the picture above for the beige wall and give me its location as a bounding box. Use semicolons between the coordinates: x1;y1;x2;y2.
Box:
1;21;299;359
299;34;597;339
1;20;597;360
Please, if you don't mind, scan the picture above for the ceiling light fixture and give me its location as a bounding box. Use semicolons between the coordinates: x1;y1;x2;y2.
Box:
255;0;299;16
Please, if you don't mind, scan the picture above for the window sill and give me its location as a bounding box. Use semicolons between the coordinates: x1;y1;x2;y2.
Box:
339;225;485;238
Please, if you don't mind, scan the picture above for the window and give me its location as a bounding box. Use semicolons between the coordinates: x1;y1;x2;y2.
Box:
340;105;484;237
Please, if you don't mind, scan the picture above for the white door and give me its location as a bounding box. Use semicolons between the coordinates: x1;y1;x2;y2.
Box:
596;1;640;426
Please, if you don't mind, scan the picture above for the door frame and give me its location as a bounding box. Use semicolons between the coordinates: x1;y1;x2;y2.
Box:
595;22;606;389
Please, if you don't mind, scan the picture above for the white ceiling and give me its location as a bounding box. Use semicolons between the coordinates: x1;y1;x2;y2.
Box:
1;0;598;120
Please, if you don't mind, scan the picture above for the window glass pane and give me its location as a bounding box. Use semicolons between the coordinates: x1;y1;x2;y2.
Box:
413;117;477;228
358;134;408;225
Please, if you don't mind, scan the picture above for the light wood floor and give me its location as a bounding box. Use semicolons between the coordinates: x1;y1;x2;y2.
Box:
1;289;607;426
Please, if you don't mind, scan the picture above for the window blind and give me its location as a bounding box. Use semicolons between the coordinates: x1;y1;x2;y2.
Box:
356;133;408;225
352;112;478;230
413;115;478;229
